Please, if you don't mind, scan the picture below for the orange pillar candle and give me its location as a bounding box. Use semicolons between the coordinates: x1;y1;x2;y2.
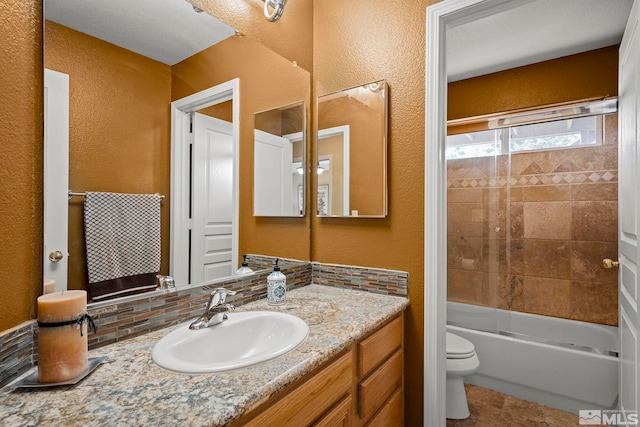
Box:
37;290;89;383
43;279;56;294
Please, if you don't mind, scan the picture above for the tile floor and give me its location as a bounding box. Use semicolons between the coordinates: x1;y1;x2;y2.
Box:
446;384;579;426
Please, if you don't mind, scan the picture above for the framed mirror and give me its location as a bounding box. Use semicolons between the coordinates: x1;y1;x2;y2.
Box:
317;80;388;218
42;0;311;302
253;101;306;217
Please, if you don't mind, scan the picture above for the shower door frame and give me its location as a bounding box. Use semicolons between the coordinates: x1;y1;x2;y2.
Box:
424;0;540;425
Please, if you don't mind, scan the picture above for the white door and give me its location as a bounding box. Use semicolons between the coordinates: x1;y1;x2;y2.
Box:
253;129;293;216
619;0;640;415
191;113;236;284
43;69;69;292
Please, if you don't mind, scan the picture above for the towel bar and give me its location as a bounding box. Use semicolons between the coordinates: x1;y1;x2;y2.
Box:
68;191;165;200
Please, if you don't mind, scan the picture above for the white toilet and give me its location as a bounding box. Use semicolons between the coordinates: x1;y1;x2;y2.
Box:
446;332;480;419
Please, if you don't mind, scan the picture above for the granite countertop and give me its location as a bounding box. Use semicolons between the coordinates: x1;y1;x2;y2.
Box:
0;285;408;426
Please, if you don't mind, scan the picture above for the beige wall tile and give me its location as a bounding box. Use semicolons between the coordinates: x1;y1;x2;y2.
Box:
448;202;484;236
604;113;618;147
447;269;483;305
482;238;524;275
571;201;618;242
568;144;617;171
570;280;618;326
523;185;571;201
510;203;524;239
523;276;572;318
524;201;571;240
482;272;498;307
570;241;618;284
448;188;483;203
524;240;571;279
448;235;482;271
571;182;617;201
496;274;524;311
482;238;500;273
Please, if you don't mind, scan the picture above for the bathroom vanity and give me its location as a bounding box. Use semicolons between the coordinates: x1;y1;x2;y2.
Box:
0;285;407;426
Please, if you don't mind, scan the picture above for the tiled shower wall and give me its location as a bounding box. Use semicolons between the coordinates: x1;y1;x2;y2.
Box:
447;114;618;326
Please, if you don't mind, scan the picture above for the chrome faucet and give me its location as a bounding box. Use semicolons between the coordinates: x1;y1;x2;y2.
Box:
189;288;237;330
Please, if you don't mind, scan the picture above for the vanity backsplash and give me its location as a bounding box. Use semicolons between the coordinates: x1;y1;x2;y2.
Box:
0;256;408;388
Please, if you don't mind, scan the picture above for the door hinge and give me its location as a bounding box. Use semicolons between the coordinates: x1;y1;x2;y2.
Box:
189;113;194;144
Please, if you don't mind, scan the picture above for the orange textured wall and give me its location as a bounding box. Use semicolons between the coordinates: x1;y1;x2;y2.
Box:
44;21;172;295
191;0;313;72
0;0;43;331
172;35;311;261
448;46;619;120
314;1;439;424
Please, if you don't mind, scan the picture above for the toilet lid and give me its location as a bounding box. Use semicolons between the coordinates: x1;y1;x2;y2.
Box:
446;332;476;359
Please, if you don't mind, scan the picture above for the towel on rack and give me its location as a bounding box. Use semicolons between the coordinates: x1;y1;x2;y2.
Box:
84;192;161;301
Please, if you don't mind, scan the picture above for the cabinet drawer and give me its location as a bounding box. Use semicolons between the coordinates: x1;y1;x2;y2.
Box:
358;350;402;421
358;316;402;378
246;350;352;427
312;395;352;427
365;388;403;427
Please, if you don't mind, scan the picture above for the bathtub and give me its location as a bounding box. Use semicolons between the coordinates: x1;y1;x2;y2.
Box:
447;301;619;414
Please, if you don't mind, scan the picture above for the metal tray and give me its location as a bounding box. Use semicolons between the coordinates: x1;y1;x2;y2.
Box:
11;356;106;388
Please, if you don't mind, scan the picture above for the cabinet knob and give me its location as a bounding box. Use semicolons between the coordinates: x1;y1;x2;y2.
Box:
49;251;64;262
602;258;619;269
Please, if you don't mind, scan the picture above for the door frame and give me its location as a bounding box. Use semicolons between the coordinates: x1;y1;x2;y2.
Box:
170;79;240;286
43;69;70;293
318;125;350;216
424;0;537;424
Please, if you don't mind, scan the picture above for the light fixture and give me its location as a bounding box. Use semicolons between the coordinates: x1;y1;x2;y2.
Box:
296;164;325;175
264;0;286;22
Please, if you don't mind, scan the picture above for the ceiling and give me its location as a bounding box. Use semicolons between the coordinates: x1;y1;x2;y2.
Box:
45;0;236;65
447;0;634;82
45;0;634;80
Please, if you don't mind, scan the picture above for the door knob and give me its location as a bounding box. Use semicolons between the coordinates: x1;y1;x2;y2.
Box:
49;251;64;262
602;258;619;269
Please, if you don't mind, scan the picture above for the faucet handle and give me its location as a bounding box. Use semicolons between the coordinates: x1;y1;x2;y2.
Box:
208;287;237;307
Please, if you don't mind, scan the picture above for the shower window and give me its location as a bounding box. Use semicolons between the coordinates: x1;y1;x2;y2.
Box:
446;129;502;160
446;115;602;160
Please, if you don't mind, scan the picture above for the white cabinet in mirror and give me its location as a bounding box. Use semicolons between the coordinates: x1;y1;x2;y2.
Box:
316;80;388;218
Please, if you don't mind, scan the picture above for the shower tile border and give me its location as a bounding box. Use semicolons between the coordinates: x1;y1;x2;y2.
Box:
447;169;618;189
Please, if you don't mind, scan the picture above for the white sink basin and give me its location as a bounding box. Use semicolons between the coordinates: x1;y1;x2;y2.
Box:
151;311;309;373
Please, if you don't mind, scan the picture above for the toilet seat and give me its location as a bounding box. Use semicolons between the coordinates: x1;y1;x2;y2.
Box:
446;332;476;359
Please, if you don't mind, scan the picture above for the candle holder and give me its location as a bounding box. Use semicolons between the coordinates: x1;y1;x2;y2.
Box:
11;356;106;388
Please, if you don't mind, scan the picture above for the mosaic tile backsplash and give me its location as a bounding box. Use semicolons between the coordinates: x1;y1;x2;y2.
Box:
0;322;36;390
312;262;408;297
0;257;408;388
447;114;618;326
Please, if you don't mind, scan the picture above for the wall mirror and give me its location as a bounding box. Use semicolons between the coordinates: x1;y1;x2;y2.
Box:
254;102;306;217
317;80;388;218
42;0;310;303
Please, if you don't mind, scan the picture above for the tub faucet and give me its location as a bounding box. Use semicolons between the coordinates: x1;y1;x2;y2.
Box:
189;288;237;330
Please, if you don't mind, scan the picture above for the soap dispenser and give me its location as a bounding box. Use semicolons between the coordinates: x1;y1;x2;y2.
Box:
267;258;286;306
235;255;254;275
